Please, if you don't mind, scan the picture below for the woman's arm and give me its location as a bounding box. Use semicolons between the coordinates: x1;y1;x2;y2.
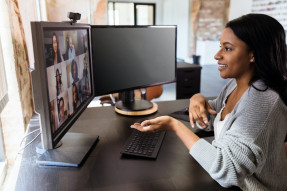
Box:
132;116;200;150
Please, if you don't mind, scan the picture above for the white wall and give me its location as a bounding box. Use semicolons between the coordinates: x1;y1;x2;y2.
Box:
161;0;189;61
229;0;252;21
196;40;219;65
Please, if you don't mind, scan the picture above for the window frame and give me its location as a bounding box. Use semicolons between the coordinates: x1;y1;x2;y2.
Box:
108;1;156;25
134;3;156;25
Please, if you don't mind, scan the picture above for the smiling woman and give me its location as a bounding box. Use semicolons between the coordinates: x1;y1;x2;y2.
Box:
132;13;287;190
215;28;255;82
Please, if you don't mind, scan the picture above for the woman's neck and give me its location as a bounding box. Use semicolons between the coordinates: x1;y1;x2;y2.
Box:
235;78;250;92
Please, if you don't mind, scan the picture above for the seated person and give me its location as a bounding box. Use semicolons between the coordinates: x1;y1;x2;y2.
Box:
68;36;76;59
48;33;63;66
131;14;287;190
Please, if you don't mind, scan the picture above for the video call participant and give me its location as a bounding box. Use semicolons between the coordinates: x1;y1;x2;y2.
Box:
82;54;88;77
58;97;67;125
72;83;80;111
51;33;63;66
71;59;79;84
50;101;57;132
68;36;76;59
81;76;91;100
77;31;87;55
55;68;63;96
131;14;287;190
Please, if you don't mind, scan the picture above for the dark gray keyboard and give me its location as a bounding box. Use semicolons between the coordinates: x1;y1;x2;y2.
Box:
121;129;166;159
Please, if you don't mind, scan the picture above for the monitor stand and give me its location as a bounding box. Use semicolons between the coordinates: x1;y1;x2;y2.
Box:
36;132;99;167
114;90;158;116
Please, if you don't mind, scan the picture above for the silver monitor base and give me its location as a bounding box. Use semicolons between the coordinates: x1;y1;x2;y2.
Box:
36;132;99;167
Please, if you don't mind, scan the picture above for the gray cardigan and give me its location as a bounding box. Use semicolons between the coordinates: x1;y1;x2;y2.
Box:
189;79;287;190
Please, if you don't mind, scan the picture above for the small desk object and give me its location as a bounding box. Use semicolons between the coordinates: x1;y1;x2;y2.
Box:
14;99;239;191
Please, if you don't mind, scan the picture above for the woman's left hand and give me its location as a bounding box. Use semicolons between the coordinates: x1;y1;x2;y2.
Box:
131;116;176;132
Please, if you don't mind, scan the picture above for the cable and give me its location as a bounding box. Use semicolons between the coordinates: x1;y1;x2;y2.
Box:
109;94;116;105
19;128;40;146
17;132;41;156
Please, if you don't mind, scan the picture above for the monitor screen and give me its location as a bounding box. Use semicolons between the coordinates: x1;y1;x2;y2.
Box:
91;26;177;96
31;22;95;150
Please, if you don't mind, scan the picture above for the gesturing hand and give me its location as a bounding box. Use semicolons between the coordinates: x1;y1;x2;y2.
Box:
131;116;176;132
189;93;217;128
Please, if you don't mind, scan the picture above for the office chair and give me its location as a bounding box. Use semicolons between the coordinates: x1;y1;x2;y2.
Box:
99;85;163;105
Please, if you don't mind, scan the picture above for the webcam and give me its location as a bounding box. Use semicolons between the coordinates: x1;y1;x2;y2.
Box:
67;12;81;24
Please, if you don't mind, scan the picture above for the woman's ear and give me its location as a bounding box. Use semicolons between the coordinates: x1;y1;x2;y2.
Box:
249;52;255;63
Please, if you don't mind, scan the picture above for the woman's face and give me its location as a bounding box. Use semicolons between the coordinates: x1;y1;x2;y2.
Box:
214;27;255;81
53;35;57;53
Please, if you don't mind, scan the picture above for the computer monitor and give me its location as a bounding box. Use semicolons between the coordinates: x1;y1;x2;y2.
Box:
91;26;177;115
30;21;99;167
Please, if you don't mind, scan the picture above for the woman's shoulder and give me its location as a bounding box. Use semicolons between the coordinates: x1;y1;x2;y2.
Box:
249;80;280;101
243;80;287;112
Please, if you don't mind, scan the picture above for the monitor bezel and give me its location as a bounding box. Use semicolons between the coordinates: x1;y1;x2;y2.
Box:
91;25;177;97
31;21;95;150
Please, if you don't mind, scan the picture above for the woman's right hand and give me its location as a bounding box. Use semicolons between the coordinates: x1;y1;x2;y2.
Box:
189;93;217;128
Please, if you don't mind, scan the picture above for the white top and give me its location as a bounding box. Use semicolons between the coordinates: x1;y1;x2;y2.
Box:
213;105;230;140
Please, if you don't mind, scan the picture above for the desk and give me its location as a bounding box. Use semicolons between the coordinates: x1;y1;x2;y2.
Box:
14;99;238;191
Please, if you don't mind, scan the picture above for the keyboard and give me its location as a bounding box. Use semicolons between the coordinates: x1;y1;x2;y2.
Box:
121;129;166;159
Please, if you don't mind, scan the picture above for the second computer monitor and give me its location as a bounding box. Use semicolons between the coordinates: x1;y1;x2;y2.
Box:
91;25;177;113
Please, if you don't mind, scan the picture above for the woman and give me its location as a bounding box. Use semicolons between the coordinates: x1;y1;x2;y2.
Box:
52;33;63;65
57;97;66;125
78;31;87;55
72;83;80;111
71;59;79;83
82;54;88;77
68;36;76;59
131;14;287;190
55;68;63;96
83;76;91;99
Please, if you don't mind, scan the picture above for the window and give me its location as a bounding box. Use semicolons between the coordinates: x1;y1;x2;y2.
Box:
108;2;155;25
0;36;8;188
135;3;155;25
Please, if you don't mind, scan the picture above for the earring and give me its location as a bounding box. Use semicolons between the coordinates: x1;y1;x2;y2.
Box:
250;57;255;63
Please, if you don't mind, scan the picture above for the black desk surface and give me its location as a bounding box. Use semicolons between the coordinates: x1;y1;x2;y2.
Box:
14;99;237;191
